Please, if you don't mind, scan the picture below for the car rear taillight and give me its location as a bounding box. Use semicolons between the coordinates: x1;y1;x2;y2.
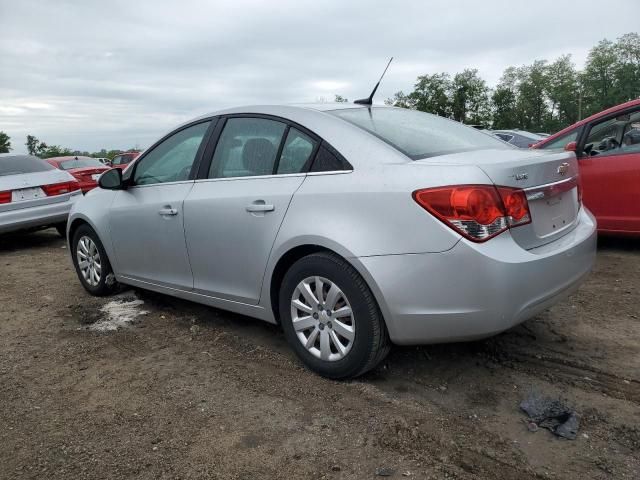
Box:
42;181;80;196
0;191;11;204
413;185;532;242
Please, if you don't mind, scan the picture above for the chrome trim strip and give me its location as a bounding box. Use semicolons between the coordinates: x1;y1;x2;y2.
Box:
524;175;578;201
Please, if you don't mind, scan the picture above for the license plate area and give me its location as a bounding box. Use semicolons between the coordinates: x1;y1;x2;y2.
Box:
528;188;579;238
11;187;46;202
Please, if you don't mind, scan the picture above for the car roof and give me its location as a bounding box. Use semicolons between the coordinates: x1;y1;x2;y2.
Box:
537;98;640;147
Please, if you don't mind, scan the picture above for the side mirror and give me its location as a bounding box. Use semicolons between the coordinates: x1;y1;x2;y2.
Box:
98;168;124;190
564;141;577;152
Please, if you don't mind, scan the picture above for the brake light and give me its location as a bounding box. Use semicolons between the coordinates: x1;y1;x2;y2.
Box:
42;181;81;196
413;185;531;242
0;190;11;204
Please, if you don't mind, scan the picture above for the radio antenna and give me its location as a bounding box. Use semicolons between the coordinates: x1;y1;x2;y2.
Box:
353;57;394;105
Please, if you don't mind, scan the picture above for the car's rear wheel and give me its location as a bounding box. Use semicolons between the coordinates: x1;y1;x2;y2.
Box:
279;252;390;379
71;224;118;296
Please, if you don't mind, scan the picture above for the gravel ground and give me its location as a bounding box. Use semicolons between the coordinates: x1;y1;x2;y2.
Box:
0;229;638;479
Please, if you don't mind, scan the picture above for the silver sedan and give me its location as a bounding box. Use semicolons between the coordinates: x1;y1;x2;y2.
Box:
0;154;82;235
68;104;597;378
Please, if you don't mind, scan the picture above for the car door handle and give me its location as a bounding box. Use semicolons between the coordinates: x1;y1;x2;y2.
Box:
158;207;178;216
246;202;275;213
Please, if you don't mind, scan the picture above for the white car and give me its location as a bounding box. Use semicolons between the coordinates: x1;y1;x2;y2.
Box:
0;154;81;235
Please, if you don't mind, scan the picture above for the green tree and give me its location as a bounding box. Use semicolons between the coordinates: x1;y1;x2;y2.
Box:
26;135;40;155
409;73;453;117
515;60;550;132
451;69;491;125
545;55;579;131
385;91;415;108
0;131;11;153
491;67;519;129
613;32;640;103
38;145;73;159
582;39;619;115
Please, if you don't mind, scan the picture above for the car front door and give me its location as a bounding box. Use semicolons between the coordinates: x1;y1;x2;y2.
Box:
109;120;213;289
183;116;319;304
578;108;640;233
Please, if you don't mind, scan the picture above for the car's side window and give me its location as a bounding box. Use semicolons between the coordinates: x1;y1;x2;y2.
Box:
582;108;640;157
276;128;318;174
310;144;353;172
134;122;211;186
112;155;122;165
209;118;286;178
541;130;578;150
495;133;513;143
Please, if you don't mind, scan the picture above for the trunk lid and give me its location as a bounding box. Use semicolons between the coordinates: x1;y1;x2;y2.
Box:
0;169;76;211
415;148;581;249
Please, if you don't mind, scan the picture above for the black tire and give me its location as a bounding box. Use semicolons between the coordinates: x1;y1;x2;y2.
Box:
279;252;390;379
71;224;119;296
54;223;67;238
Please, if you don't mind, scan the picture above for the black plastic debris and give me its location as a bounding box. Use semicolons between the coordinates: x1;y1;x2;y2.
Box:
519;392;580;440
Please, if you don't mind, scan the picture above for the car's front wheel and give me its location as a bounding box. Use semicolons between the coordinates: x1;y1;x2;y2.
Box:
279;252;390;379
71;224;118;296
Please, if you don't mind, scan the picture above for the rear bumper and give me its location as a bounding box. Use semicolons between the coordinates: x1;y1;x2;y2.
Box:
0;192;81;234
357;208;597;345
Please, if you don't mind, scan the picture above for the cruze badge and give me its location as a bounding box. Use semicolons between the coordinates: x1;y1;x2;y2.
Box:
514;172;528;181
557;163;570;176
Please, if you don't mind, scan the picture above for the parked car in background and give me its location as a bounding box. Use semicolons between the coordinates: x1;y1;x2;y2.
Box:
0;154;81;236
67;104;596;379
534;99;640;236
492;130;546;148
95;157;111;166
111;152;140;170
46;156;110;193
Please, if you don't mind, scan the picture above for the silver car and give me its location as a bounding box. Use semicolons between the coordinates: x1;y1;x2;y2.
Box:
68;104;597;378
0;154;82;235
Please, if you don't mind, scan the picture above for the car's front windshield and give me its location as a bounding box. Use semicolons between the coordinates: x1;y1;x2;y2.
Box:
329;107;509;160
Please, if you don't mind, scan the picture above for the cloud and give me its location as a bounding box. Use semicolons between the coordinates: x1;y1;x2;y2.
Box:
1;0;638;152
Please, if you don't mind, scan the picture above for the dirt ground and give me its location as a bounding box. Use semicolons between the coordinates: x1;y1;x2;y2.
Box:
0;230;638;479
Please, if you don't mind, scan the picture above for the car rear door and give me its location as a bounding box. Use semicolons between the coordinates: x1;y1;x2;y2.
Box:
108;120;213;289
577;108;640;233
183;116;319;304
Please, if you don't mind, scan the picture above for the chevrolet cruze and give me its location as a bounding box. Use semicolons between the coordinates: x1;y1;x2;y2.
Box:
68;104;597;378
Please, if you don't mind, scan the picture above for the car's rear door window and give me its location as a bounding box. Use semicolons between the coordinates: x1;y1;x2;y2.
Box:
276;128;318;174
209;118;287;178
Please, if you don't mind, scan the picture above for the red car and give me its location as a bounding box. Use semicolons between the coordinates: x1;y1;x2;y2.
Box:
111;152;140;170
46;156;110;193
534;99;640;236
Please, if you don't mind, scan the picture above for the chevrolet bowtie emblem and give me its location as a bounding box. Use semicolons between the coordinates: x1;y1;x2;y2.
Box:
557;163;569;176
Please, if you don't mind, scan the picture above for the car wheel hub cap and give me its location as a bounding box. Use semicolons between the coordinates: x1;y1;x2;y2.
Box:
77;236;102;287
290;276;355;362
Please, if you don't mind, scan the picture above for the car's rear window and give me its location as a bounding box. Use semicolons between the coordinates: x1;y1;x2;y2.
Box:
329;107;508;160
0;155;54;176
59;158;104;170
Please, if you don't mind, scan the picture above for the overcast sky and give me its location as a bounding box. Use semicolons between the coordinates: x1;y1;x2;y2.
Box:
1;0;639;153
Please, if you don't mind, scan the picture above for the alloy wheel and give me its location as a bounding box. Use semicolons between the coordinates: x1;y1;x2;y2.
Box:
77;236;102;287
